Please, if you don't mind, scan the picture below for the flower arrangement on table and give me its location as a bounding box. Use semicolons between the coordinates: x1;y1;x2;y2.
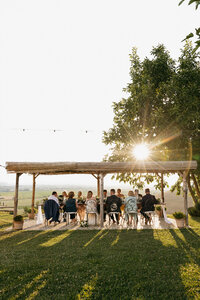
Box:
80;220;88;227
96;197;107;204
77;197;86;204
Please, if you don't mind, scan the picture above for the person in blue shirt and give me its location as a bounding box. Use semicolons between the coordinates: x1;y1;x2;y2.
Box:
65;191;78;224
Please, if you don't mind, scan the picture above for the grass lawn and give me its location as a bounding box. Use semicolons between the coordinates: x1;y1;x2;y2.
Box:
0;214;200;299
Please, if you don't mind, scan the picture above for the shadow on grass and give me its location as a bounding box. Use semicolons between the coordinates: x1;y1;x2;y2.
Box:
169;229;200;265
189;215;200;225
0;222;13;230
187;227;200;238
0;229;200;299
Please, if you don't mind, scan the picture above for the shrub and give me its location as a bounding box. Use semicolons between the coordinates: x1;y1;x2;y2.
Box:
13;215;23;222
195;201;200;211
156;198;161;204
188;203;200;217
23;206;29;213
173;212;185;219
43;198;48;204
27;208;36;214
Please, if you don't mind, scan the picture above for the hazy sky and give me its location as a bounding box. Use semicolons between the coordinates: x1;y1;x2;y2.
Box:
0;0;199;187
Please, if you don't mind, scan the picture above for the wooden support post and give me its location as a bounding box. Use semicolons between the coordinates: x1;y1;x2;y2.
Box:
97;175;100;198
100;173;105;228
31;174;36;218
183;171;189;227
161;173;164;203
14;173;22;217
92;173;100;197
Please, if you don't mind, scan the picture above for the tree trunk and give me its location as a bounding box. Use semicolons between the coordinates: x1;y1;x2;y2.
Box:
187;174;198;204
191;173;200;199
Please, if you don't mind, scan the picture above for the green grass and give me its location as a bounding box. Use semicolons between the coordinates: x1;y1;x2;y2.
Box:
0;215;200;299
0;212;13;232
0;190;53;209
168;214;200;228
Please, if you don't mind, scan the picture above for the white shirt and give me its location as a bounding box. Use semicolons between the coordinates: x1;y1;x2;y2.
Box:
48;195;59;206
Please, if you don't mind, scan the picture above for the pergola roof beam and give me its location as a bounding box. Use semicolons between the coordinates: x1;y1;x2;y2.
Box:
6;161;197;175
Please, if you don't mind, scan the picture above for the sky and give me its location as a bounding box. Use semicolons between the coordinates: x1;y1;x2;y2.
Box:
0;0;199;187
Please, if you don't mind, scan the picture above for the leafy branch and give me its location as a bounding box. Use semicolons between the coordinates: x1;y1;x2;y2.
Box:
179;0;200;51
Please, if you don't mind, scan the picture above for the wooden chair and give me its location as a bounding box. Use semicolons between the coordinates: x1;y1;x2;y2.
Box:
86;212;98;225
86;199;98;226
64;212;77;225
127;212;138;226
144;211;156;225
108;212;120;225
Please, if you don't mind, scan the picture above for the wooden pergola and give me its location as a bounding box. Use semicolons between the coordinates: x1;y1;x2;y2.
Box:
6;160;197;227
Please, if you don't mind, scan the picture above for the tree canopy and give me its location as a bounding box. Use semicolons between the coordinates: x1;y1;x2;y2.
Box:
179;0;200;51
103;42;200;202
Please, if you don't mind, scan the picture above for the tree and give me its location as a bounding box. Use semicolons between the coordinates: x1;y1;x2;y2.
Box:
103;42;200;203
179;0;200;51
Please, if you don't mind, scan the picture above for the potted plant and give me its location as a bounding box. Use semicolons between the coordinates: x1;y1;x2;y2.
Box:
13;215;24;230
27;208;36;219
155;205;163;218
173;212;186;228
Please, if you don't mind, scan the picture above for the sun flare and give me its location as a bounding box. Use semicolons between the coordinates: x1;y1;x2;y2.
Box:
133;144;150;160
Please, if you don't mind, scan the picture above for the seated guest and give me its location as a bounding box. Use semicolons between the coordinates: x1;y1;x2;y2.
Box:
106;189;122;224
48;191;60;205
135;189;142;209
103;189;107;200
58;194;64;206
65;191;77;224
124;191;138;225
77;191;86;222
141;188;158;224
44;191;60;223
135;189;139;199
77;191;83;200
138;194;143;201
62;191;68;201
117;189;125;220
86;191;97;212
116;188;125;199
86;191;97;225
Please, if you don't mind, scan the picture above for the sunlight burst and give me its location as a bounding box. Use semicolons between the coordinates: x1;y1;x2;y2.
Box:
132;144;150;160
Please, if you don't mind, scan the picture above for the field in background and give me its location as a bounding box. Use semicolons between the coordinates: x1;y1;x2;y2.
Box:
0;186;193;213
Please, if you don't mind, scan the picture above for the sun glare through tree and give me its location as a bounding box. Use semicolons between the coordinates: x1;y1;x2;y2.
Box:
132;144;150;160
